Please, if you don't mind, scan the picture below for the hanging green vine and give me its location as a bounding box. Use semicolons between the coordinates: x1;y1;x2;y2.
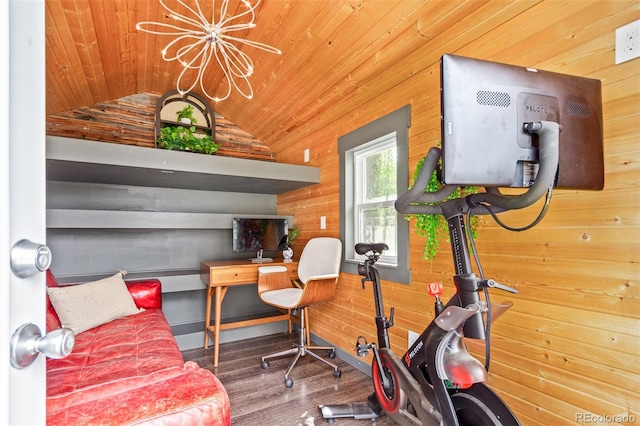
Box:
405;155;479;260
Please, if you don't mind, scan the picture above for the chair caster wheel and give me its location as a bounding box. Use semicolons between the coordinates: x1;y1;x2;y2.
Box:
328;349;336;359
261;360;269;369
285;377;294;388
333;369;342;378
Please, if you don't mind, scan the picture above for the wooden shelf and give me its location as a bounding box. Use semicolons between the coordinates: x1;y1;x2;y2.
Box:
53;269;206;293
46;136;320;194
46;209;292;229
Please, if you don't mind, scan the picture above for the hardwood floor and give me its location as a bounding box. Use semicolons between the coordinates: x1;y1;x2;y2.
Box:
182;333;396;426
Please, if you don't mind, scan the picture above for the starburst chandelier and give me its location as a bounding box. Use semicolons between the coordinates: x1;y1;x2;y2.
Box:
137;0;281;102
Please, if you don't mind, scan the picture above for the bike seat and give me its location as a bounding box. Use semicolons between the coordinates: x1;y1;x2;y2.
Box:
355;243;389;255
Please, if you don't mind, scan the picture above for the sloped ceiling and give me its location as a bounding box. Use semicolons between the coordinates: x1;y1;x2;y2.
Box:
45;0;526;147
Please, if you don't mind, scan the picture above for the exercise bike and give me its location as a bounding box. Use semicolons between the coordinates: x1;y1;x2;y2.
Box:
320;121;560;425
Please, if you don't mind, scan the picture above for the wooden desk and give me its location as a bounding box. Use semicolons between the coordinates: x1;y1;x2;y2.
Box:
200;259;298;367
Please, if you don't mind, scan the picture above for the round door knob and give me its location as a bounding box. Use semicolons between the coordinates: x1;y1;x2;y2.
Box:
10;239;52;278
10;323;75;369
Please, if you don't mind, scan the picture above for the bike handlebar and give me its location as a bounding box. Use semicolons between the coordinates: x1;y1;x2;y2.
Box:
395;121;560;217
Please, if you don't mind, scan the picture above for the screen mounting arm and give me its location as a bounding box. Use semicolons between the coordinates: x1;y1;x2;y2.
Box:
395;121;559;216
394;147;457;215
466;121;559;212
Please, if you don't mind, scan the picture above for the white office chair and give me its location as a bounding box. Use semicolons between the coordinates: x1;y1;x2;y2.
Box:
258;237;342;388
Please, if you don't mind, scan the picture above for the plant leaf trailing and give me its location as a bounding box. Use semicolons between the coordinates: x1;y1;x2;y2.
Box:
158;126;220;155
405;155;479;260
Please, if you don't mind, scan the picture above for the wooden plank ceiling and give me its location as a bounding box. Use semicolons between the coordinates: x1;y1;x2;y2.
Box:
46;0;485;149
45;0;497;149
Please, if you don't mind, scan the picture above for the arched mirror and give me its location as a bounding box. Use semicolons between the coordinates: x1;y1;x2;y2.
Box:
155;90;216;150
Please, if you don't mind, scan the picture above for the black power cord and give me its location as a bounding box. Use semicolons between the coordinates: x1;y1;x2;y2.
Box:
485;187;554;232
465;186;553;371
465;209;492;371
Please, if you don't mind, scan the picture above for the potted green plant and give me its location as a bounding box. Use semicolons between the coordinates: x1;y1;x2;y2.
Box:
282;225;299;262
176;105;197;125
405;155;479;260
288;226;299;246
157;125;220;155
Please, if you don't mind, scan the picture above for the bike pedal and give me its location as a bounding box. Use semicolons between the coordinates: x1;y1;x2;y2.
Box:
355;336;370;357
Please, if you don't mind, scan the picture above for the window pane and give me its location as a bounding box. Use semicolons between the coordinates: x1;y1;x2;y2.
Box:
360;206;397;257
364;146;397;202
353;136;398;265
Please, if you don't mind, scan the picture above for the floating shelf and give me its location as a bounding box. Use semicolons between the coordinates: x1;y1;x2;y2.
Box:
46;210;292;230
53;269;206;293
46;136;320;194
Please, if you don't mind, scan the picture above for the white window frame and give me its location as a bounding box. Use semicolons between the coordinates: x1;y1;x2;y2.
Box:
352;133;398;266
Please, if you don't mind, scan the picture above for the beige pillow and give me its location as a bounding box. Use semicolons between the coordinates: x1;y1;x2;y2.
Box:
47;271;144;334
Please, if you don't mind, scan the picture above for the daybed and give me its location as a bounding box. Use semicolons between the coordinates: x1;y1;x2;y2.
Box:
45;270;230;425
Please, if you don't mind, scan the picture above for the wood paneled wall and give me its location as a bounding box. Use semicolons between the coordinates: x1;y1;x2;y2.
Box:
276;1;639;425
45;0;638;423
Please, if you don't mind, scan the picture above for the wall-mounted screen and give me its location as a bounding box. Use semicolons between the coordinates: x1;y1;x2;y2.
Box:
232;218;289;253
440;54;604;190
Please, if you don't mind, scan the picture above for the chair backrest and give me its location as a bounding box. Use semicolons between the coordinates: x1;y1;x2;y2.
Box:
297;237;342;284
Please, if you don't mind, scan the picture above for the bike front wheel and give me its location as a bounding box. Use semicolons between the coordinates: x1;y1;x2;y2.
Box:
450;384;521;426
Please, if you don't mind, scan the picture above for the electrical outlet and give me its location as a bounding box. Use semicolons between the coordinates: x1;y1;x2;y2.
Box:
408;330;419;349
615;19;640;64
304;148;309;163
320;216;326;229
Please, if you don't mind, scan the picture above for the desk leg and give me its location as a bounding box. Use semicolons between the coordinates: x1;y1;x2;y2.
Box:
213;286;227;367
204;286;214;349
